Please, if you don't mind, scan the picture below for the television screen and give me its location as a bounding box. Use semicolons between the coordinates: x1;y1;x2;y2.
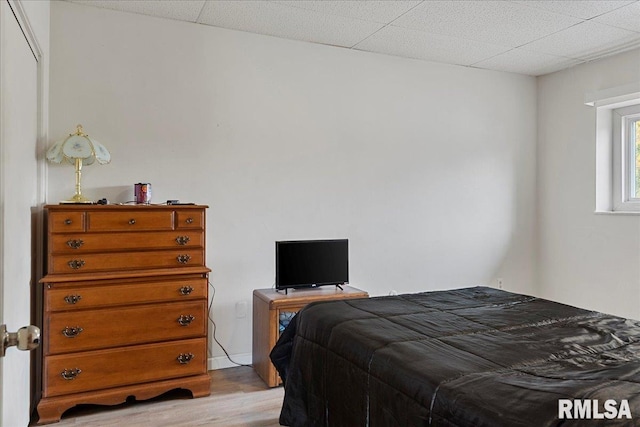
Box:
275;239;348;291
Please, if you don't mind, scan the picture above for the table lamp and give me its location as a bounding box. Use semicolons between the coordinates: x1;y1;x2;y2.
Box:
46;124;111;204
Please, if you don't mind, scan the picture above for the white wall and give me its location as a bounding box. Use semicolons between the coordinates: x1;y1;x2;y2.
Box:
537;48;640;320
49;1;537;366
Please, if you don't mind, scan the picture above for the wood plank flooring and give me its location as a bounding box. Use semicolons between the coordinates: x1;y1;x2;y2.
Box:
35;367;284;426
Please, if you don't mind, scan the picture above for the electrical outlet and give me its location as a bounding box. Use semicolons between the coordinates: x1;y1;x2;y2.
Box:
236;300;247;318
496;278;504;289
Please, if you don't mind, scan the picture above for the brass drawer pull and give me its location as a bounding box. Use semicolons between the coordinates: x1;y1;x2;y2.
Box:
64;219;72;225
185;217;194;224
175;236;190;246
61;368;82;380
177;353;195;364
128;219;136;225
179;286;194;295
68;259;85;269
177;254;191;264
66;239;84;249
177;314;195;326
63;294;82;305
62;326;83;338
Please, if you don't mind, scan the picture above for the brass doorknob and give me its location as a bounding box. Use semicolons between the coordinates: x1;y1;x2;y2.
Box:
1;324;40;357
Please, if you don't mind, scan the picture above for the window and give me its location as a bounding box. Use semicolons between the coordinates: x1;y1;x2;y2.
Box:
589;83;640;213
632;114;640;198
613;104;640;212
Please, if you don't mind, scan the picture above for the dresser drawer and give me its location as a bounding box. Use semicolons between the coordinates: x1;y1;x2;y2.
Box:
45;278;207;312
43;338;207;397
176;210;204;230
46;300;206;354
88;211;175;232
49;211;85;233
50;230;204;254
49;248;204;274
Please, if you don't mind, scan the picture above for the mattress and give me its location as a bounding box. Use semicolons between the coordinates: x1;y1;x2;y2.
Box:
270;286;640;426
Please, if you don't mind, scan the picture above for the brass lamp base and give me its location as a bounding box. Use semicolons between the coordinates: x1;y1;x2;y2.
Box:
59;158;94;204
60;200;93;204
60;194;94;204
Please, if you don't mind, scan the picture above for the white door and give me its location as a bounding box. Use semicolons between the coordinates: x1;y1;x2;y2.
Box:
0;0;40;425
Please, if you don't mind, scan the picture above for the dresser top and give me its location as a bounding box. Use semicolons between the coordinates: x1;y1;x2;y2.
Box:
45;204;208;211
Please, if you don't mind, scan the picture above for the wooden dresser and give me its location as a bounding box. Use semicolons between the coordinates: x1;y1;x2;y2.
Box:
253;286;368;387
37;205;211;424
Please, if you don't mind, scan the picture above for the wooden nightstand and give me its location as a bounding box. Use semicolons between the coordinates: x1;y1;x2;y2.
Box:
252;286;368;387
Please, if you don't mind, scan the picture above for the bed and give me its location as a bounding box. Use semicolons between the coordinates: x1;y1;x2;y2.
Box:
270;286;640;426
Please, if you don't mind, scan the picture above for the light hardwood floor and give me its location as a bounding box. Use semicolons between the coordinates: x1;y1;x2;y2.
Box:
35;367;284;426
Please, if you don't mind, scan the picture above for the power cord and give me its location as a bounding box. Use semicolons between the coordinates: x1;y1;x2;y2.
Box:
208;281;253;368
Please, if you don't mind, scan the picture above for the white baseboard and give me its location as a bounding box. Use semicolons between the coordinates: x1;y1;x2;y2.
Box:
208;352;252;370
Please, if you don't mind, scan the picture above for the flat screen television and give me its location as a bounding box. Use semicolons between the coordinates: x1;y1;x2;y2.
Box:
275;239;348;292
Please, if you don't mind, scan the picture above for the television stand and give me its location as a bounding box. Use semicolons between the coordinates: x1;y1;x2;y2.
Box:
252;285;368;387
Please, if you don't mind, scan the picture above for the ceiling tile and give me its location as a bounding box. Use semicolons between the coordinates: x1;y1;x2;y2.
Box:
197;0;383;48
272;1;422;24
392;0;581;48
64;0;640;77
522;20;640;60
354;25;511;67
512;0;635;20
70;0;206;22
594;1;640;33
473;48;583;76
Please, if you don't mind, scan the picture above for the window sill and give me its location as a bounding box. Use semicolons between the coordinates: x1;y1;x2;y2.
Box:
594;210;640;216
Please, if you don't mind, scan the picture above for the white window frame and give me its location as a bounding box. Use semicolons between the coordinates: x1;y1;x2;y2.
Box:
612;104;640;212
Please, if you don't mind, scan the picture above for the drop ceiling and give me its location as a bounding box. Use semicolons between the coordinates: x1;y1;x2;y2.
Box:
69;0;640;76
